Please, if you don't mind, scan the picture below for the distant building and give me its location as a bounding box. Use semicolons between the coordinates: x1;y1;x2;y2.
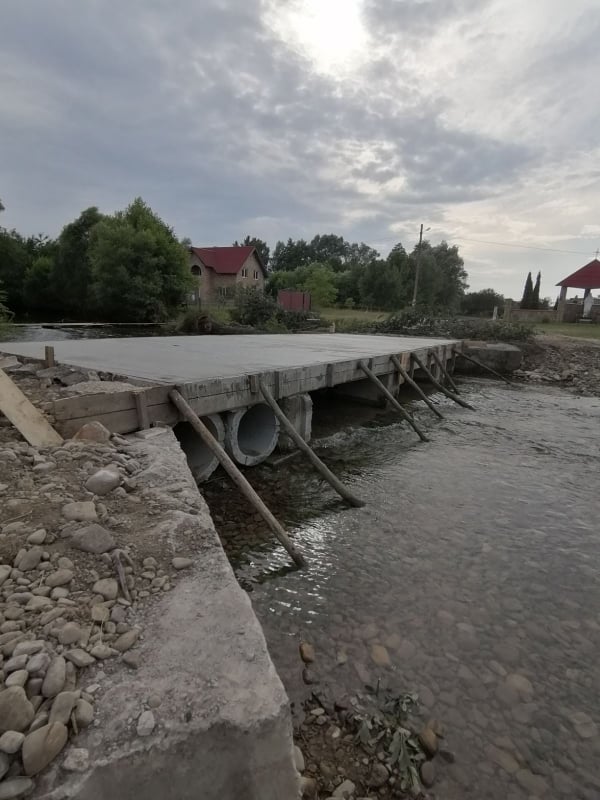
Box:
556;258;600;322
189;245;266;305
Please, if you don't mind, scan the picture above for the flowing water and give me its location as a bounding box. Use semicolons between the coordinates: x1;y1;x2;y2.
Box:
205;382;600;800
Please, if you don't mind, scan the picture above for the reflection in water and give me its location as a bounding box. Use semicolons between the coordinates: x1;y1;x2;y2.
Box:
0;323;163;343
206;383;600;800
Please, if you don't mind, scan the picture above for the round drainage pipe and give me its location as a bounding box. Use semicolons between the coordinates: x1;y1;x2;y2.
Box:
174;414;225;482
225;403;279;466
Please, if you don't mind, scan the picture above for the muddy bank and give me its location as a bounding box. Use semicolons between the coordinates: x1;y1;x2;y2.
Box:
518;334;600;396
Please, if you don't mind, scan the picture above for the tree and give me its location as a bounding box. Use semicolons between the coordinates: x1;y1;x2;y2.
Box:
359;259;404;309
271;238;314;272
309;234;348;271
54;207;104;316
302;263;338;307
461;289;504;317
531;271;541;309
520;272;534;309
233;236;270;268
90;197;193;322
23;256;58;313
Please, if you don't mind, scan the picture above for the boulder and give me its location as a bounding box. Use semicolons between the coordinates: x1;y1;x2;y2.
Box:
22;722;68;776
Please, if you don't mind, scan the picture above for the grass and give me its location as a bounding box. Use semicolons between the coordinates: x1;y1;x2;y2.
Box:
535;322;600;340
320;307;388;323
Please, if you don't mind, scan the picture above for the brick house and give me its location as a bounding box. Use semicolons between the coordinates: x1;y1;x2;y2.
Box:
189;246;266;305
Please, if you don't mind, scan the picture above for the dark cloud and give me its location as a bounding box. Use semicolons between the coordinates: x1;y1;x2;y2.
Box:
1;0;598;295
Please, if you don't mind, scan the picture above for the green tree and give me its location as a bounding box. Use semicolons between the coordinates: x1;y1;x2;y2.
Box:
23;256;58;313
359;259;404;309
90;197;193;322
233;235;270;268
461;289;504;316
531;271;541;309
0;229;29;315
54;207;104;316
309;234;348;271
520;272;534;309
301;263;338;307
271;238;314;272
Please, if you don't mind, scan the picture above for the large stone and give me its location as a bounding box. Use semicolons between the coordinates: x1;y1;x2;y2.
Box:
71;524;116;554
299;642;315;664
89;644;118;660
6;670;29;688
171;557;193;570
64;649;96;668
418;726;438;757
137;710;155;737
486;745;520;774
505;673;534;701
293;745;305;773
0;778;35;799
58;623;83;646
22;722;68;776
0;687;35;733
45;569;74;588
332;779;356;797
85;469;121;496
92;578;118;600
62;502;98;522
72;421;111;443
73;699;94;728
41;656;66;698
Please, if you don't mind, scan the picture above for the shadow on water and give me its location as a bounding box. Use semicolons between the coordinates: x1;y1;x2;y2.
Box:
205;381;600;800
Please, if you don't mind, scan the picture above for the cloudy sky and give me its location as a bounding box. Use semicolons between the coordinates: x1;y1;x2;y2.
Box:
1;0;599;298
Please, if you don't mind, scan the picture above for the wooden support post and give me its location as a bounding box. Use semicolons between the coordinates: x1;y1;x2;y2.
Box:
358;360;429;442
454;351;516;386
169;389;306;568
390;355;444;420
411;354;475;411
0;369;63;447
44;346;55;369
430;350;460;393
259;379;365;507
134;390;150;430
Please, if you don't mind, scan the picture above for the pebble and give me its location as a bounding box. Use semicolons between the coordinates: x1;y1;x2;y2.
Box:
74;699;94;728
26;652;50;675
62;747;89;772
27;529;47;545
91;604;110;623
22;722;68;776
332;779;356;797
85;469;121;496
294;745;305;773
62;502;98;523
299;642;315;664
5;670;28;688
113;629;139;653
92;578;118;601
41;657;66;698
171;557;193;570
136;710;155;737
0;687;35;733
122;651;140;669
420;760;437;787
58;623;83;646
89;644;118;660
369;762;389;788
72;421;111;443
64;649;95;668
370;644;391;667
418;726;438;757
46;569;74;588
0;731;25;754
71;524;116;554
17;548;43;572
5;655;29;673
49;691;78;725
0;778;35;799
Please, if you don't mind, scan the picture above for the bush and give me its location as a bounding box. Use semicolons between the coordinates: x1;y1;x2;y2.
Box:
231;286;322;331
371;308;533;341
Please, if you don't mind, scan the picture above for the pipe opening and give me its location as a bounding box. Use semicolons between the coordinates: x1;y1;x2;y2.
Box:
174;414;224;482
237;404;278;457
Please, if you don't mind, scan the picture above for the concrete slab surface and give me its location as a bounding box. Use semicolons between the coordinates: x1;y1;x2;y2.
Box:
1;334;457;384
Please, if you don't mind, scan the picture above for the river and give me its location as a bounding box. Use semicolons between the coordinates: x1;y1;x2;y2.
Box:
204;381;600;800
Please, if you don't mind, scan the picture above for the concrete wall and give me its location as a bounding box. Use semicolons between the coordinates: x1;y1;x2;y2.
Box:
504;301;557;323
37;428;298;800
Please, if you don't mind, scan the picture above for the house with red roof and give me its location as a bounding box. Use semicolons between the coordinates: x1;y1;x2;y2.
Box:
556;258;600;322
189;245;267;305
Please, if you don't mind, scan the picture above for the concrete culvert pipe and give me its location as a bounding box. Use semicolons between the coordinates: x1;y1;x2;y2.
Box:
174;414;225;483
226;404;280;466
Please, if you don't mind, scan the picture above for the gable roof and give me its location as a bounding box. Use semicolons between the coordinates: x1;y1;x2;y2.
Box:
190;246;266;276
557;258;600;289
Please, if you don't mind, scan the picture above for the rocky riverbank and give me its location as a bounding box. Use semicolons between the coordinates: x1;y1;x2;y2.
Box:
0;360;204;796
517;334;600;396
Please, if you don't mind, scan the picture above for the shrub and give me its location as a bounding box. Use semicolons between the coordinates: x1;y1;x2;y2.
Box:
369;308;534;341
231;287;278;327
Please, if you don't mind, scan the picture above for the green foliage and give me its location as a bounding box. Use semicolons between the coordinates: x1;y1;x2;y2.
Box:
90;198;192;322
23;256;58;312
230;286;318;331
461;288;504;317
54;207;104;316
520;272;534;309
302;263;337;307
270;234;379;274
0;229;30;315
531;271;541;308
0;282;12;324
371;308;534;341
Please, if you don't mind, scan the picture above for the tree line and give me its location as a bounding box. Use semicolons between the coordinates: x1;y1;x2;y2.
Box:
0;198;192;322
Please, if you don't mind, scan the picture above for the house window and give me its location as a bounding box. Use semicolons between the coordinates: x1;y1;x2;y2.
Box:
253;270;259;279
241;268;248;278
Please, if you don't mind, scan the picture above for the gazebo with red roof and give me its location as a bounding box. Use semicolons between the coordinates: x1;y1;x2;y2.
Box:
556;258;600;321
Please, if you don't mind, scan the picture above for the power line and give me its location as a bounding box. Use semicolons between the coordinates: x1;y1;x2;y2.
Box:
371;232;597;256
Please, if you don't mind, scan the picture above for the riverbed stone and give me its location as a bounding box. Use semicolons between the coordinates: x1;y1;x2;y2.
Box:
486;745;520;774
171;557;193;570
85;468;121;496
369;762;389;788
91;604;110;623
136;710;155;737
92;578;118;600
49;691;78;725
332;779;356;797
299;642;315;664
505;672;534;700
418;726;438;757
72;421;111;443
57;623;83;646
420;760;436;787
41;656;66;698
113;628;139;653
515;768;549;796
73;698;94;728
0;687;35;733
22;722;68;776
27;529;47;545
62;501;97;524
45;569;73;588
0;777;35;799
370;644;391;667
17;548;43;572
0;731;25;754
6;670;28;688
71;524;116;554
63;747;89;772
569;711;598;739
64;649;95;668
294;745;305;773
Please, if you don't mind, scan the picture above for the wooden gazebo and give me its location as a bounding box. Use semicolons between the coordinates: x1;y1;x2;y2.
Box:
557;258;600;320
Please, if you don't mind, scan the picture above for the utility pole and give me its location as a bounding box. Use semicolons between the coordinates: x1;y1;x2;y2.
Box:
411;223;424;308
